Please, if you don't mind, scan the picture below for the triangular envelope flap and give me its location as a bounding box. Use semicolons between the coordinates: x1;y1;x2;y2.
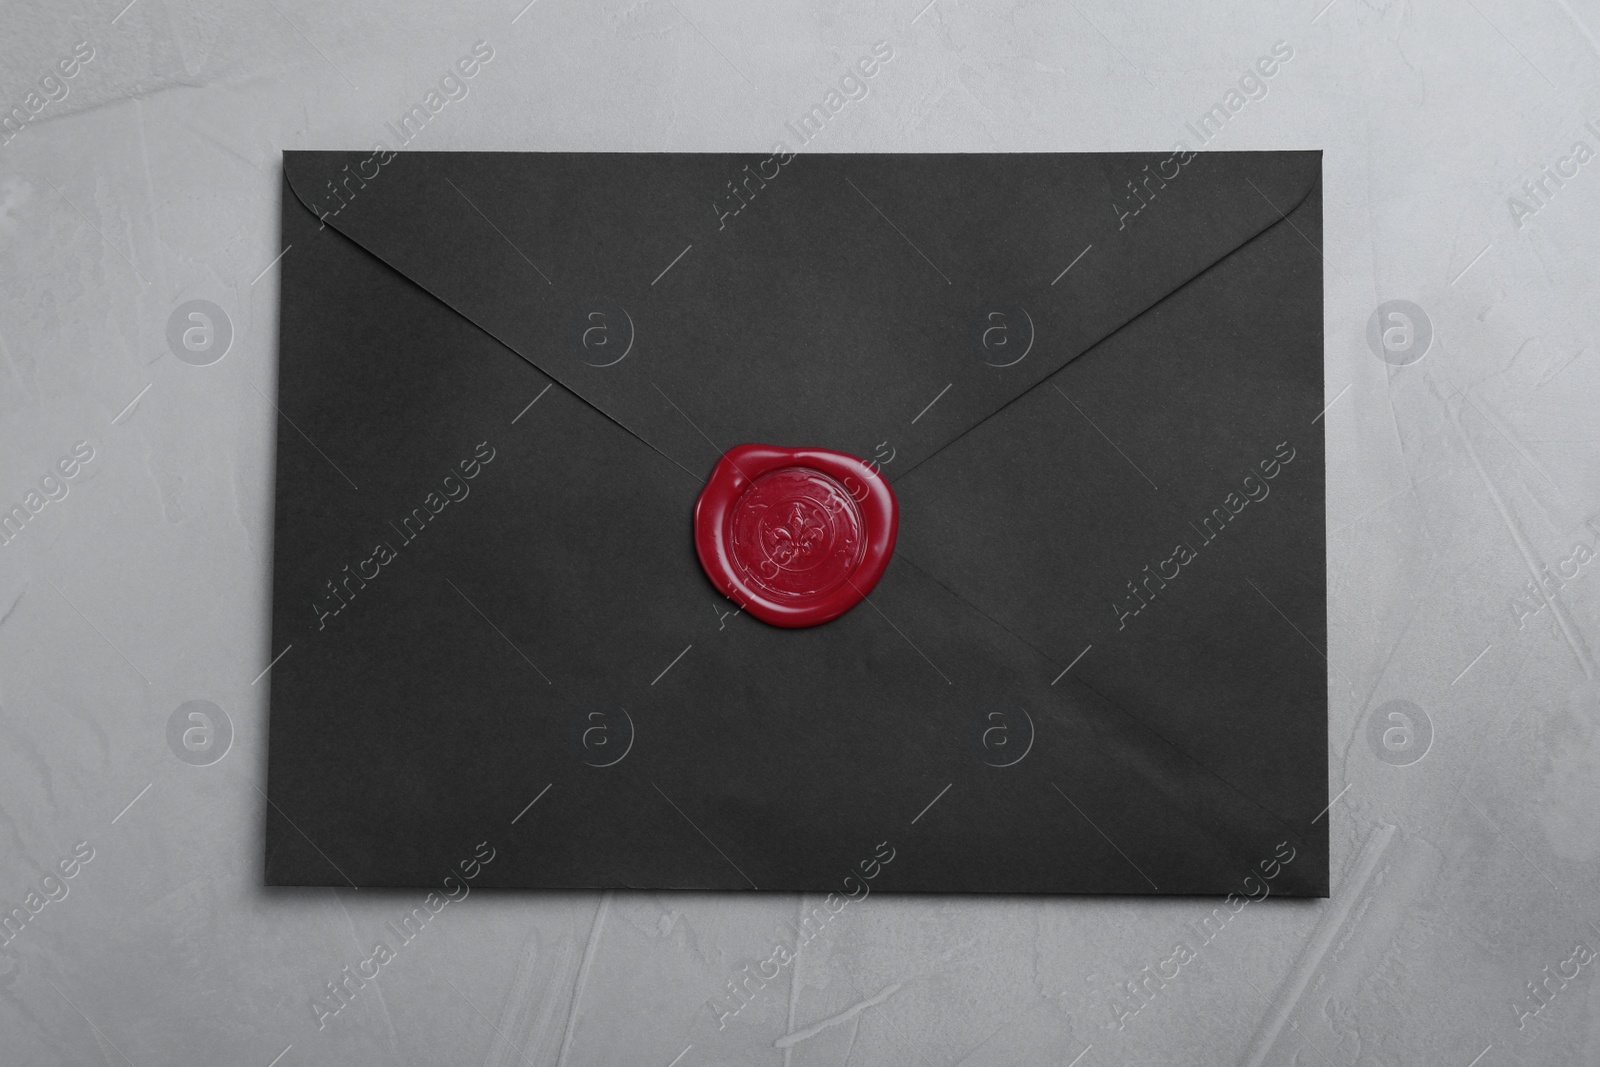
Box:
283;150;1319;476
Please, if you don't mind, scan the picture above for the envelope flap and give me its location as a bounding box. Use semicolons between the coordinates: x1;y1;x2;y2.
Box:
283;150;1319;476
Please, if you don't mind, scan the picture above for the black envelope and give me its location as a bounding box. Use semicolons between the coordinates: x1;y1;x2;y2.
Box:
266;149;1327;895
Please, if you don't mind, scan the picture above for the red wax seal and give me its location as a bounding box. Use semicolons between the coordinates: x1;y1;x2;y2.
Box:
694;444;898;628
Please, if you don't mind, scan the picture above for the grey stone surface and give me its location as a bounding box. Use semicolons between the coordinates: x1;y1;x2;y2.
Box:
2;0;1598;1063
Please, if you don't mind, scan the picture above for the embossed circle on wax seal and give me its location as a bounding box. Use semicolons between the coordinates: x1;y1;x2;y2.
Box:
729;467;866;600
694;445;898;628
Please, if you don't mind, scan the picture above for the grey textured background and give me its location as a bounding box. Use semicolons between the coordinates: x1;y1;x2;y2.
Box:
2;0;1598;1064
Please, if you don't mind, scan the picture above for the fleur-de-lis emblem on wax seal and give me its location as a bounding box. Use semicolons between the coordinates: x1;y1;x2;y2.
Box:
765;501;825;565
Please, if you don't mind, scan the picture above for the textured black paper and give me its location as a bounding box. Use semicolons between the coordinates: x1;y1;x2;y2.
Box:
266;150;1327;895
